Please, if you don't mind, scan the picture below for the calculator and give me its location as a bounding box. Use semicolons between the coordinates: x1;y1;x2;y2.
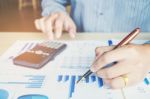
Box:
13;41;67;69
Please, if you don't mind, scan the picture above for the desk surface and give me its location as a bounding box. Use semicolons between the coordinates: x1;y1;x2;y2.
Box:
0;32;150;55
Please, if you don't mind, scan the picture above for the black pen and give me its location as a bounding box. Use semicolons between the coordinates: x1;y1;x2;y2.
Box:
76;28;140;84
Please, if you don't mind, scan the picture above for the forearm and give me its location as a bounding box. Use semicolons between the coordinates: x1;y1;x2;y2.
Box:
41;0;69;16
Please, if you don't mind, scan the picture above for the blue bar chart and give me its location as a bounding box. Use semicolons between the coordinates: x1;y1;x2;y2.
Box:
56;75;104;98
1;40;150;99
144;78;150;85
0;89;9;99
56;74;150;99
0;75;45;88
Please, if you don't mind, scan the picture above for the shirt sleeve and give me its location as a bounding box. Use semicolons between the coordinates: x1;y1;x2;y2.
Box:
144;41;150;44
41;0;70;16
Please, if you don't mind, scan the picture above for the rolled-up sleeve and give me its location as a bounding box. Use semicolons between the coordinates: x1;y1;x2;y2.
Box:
41;0;69;16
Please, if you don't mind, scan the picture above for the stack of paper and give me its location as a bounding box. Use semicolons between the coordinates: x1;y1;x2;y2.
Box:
0;40;150;99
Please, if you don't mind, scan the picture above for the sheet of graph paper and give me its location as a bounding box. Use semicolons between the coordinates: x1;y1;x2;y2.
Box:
0;40;150;99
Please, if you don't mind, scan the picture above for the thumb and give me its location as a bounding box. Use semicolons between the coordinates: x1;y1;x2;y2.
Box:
91;46;115;72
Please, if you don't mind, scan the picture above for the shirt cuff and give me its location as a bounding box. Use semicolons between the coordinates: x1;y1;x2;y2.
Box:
144;41;150;44
42;4;67;16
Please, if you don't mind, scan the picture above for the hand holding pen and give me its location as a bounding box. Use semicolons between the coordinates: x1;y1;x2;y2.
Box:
77;28;150;89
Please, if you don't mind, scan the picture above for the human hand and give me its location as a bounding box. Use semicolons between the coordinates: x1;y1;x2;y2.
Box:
91;44;150;89
34;12;76;40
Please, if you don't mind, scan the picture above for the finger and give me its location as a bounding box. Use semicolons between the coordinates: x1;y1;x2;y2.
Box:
95;46;114;57
96;61;131;79
54;17;63;38
91;47;129;72
103;72;144;89
47;31;54;40
45;14;58;40
34;19;40;30
45;14;58;32
39;17;47;33
103;76;126;89
68;26;76;38
64;18;76;38
42;18;54;40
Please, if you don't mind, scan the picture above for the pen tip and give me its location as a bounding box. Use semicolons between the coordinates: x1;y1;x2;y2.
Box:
76;80;79;84
76;76;84;84
76;79;81;84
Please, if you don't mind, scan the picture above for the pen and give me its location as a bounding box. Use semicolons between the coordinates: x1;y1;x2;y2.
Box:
76;28;141;84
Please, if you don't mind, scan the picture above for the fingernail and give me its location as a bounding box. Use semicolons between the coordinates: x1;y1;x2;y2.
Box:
70;32;75;38
55;33;60;39
102;80;111;89
104;84;111;89
34;20;40;30
69;29;76;38
48;34;54;40
48;37;53;40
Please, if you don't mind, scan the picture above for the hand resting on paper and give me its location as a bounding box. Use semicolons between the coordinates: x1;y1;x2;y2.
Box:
91;44;150;89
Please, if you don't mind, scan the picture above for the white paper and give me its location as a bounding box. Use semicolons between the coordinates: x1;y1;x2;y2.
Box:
0;40;150;99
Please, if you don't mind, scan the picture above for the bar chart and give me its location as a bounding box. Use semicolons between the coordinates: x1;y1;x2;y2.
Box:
0;89;9;99
54;40;150;99
0;74;45;88
56;74;150;99
57;75;103;98
1;40;150;99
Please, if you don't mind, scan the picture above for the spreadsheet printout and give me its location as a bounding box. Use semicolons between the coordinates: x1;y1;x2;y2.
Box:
0;40;150;99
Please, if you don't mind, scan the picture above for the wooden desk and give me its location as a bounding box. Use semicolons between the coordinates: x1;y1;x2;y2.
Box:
0;32;150;55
